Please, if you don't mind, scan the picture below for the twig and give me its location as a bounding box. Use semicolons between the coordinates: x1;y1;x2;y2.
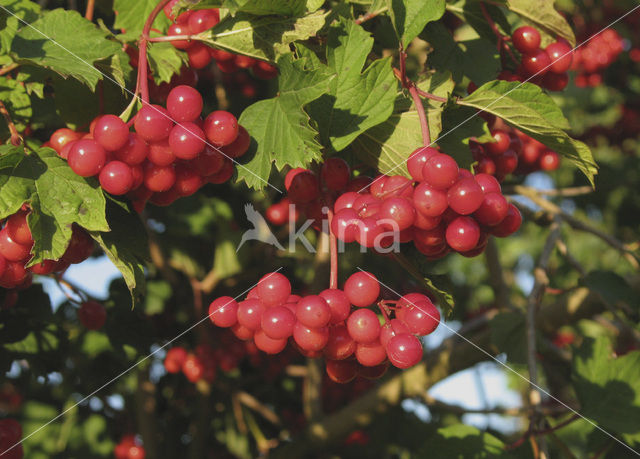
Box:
231;392;248;434
512;185;640;269
53;275;88;303
484;238;511;308
137;0;172;103
354;7;388;25
84;0;95;21
422;394;567;416
409;85;430;146
479;2;519;67
415;87;449;103
236;391;281;425
0;63;18;76
0;100;23;146
502;186;593;197
526;219;561;458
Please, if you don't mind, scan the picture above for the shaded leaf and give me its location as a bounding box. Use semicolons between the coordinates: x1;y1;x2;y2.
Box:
387;0;445;48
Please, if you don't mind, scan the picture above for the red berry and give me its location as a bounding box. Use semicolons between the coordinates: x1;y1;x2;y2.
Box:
407;146;438;181
422;154;459;190
445;216;481;252
324;324;356;360
286;170;319;204
490;204;522;237
254;330;287;354
187;42;212;69
521;50;552;76
113;133;148;166
325;359;357;384
221;125;251;158
386;334;422;369
62;225;94;264
147;140;175;166
164;347;188;373
474;192;509;226
296;295;331;328
134;105;173;142
68;139;107;177
168;22;192;50
0;228;31;262
188;9;220;33
166;85;203;123
319;288;351;324
93;114;129;151
484;130;511;156
347;308;381;343
512;26;541;55
539;150;560;170
293;323;329;351
50;128;81;154
208;296;238;327
168;122;205;160
236;299;265;330
447;177;484;215
321;157;350;191
543;72;569;91
192;145;225;176
402;300;440;335
261;305;296;339
78;300;106;330
99;161;134;195
6;211;32;246
182;354;204;382
256;272;291;307
144;163;176;192
355;340;387;367
344;271;380;307
545;41;573;73
378;197;416;231
204;111;239;147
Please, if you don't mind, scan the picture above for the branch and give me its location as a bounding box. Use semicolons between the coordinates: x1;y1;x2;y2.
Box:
526;219;561;457
84;0;95;20
134;368;160;459
0;100;23;146
409;85;430;146
0;63;19;76
236;391;281;425
511;185;640;269
503;185;593;197
484;238;511;309
355;7;388;25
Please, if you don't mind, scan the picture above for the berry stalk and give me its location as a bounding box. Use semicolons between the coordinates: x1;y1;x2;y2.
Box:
408;84;430;146
328;208;338;290
0;100;23;146
137;0;173;104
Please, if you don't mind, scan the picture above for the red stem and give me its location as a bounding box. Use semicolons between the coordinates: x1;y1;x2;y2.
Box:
85;0;95;21
479;2;519;67
0;100;22;146
327;209;338;290
376;301;392;324
137;0;172;104
409;85;430;146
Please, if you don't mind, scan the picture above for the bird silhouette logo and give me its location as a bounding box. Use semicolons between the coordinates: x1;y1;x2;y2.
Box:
237;203;285;252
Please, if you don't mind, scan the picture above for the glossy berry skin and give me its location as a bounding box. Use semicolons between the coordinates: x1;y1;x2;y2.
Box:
68;139;107;177
221;126;251;158
512;26;541;55
324;324;356;360
236;299;266;330
412;184;446;219
93;115;129;151
208;296;238;327
403;301;440;335
114;133;148;166
447;178;484;215
168;22;192;50
539;150;560;170
147;140;175;166
164;347;188;373
187;42;212;69
378;197;416;231
99;161;134;195
293;323;329;351
134;105;173;142
485;130;511;156
168;122;205;160
379;319;411;347
254;330;287;354
78;300;106;330
50;128;81;154
257;272;291;307
28;259;57;275
521;50;552;76
0;228;31;262
344;271;380;307
407;147;438;181
474;192;509;226
325;359;357;384
386;334;422;369
188;9;220;33
545;41;573;73
182;354;204;382
422;154;459;190
0;260;29;288
347;308;381;344
356;341;387;367
62;225;94;264
321;157;350;191
204;111;239;147
296;295;331;328
330;208;359;243
287;170;320;204
543;72;569;91
7;211;32;246
192;146;225;176
474;173;501;194
166;85;203;123
319;288;351;324
144;163;176;192
261;305;296;339
491;204;522;237
445;216;481;252
334;191;359;212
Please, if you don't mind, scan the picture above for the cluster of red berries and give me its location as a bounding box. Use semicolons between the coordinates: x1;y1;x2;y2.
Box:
163;343;218;384
163;2;278;78
45;85;249;211
0;418;23;459
114;434;145;459
472;125;560;179
326;147;521;259
572;29;624;87
0;208;94;289
499;26;574;92
208;271;441;383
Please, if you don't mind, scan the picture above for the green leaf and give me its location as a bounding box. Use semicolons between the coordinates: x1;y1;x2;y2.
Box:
0;147;109;265
422;22;500;85
222;0;310;16
436;105;493;168
89;200;148;307
573;337;640;445
489;311;528;364
459;80;598;185
11;9;122;89
445;1;512;43
580;270;636;309
236;53;333;189
387;0;445;48
0;0;41;54
112;0;172;42
307;19;396;152
422;424;513;458
147;41;186;85
506;0;576;47
0;75;31;130
351;72;453;175
205;9;328;62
